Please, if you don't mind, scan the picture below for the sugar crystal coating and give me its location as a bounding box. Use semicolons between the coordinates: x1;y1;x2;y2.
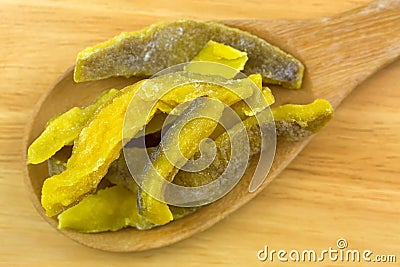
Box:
74;20;304;88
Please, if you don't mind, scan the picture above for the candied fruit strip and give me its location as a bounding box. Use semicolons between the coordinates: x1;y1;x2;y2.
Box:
273;99;334;140
230;73;275;117
173;114;264;187
135;73;261;137
106;151;198;224
228;86;275;120
160;82;247;108
248;73;262;89
187;40;248;79
74;20;304;88
41;81;147;217
27;89;119;164
147;72;254;109
58;185;152;233
55;153;197;232
174;99;333;186
209;73;274;139
163;43;251;107
138;97;224;225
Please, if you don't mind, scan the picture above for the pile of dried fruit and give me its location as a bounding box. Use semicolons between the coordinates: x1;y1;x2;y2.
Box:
27;20;333;233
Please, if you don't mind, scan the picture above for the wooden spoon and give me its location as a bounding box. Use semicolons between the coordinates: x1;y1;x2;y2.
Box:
23;0;400;252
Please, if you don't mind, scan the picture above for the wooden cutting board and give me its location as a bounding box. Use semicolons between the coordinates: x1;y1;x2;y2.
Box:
1;0;399;266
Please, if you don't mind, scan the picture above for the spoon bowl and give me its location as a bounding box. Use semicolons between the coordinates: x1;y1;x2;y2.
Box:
23;0;400;252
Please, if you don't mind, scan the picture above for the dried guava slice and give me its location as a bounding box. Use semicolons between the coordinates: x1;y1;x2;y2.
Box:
132;72;263;139
52;151;197;232
106;150;198;224
74;20;304;88
138;71;255;108
230;73;275;117
41;81;147;217
57;185;152;232
173;113;263;187
28;88;119;164
173;99;333;186
273;99;334;140
138;97;224;225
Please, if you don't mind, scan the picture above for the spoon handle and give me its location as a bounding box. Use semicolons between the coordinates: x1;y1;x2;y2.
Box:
223;0;400;106
298;0;400;104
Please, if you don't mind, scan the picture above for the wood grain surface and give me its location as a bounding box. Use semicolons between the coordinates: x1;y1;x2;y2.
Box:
1;0;399;266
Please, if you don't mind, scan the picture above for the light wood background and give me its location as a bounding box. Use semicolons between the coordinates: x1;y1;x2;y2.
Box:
1;0;399;266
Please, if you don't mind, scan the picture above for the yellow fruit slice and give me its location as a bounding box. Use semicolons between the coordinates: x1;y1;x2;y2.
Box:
187;40;248;78
174;99;334;186
273;99;334;140
27;89;119;164
58;185;152;232
41;81;146;217
230;73;275;117
138;97;224;225
74;20;304;89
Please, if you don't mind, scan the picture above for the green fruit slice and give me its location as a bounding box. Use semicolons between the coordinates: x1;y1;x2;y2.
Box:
74;20;304;89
